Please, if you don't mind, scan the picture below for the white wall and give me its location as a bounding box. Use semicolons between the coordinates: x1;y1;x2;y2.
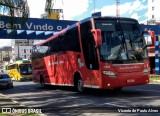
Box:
12;46;32;61
148;0;160;20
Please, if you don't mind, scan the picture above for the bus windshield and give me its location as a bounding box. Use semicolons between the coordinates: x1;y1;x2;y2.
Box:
19;64;32;75
95;18;148;64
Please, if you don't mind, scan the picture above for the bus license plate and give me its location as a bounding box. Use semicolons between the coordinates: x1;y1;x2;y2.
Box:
127;79;135;83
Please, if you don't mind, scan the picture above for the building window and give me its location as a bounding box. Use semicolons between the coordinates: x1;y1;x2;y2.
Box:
152;15;154;19
152;7;154;11
24;49;26;53
152;0;154;2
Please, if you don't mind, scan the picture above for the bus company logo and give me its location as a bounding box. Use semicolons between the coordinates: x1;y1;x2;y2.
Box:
48;61;64;66
119;66;140;70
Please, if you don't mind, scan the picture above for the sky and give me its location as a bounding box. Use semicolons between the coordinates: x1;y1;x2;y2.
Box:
1;0;149;47
27;0;148;22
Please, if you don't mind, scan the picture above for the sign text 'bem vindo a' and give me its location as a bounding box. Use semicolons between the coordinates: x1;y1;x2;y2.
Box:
0;16;77;31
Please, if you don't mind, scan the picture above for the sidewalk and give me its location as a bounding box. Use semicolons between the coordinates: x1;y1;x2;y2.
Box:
150;80;160;83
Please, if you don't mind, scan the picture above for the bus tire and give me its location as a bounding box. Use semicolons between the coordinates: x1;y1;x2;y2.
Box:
75;77;84;93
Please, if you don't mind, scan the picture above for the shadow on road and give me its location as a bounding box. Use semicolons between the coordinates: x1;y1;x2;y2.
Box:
0;82;160;115
1;82;160;97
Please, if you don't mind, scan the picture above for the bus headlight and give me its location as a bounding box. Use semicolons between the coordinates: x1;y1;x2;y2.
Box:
143;68;150;74
102;71;116;78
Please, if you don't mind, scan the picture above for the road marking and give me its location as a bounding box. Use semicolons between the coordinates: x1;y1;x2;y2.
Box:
104;102;126;107
12;100;19;104
29;89;37;91
60;102;126;108
136;89;160;93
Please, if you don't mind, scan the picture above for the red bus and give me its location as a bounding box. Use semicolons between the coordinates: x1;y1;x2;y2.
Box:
31;16;152;92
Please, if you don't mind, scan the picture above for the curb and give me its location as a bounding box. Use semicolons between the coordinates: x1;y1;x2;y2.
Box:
149;80;160;83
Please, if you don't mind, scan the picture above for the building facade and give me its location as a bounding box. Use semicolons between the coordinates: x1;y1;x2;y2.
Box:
11;39;34;62
0;46;12;68
148;0;160;24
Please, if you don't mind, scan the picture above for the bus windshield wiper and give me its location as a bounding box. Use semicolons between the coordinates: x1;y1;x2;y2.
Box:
116;39;125;61
115;20;128;61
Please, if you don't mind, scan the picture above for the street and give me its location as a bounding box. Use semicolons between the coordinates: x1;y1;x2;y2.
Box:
0;81;160;115
0;0;160;116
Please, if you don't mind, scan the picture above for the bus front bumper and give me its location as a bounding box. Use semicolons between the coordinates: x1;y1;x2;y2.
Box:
100;73;150;89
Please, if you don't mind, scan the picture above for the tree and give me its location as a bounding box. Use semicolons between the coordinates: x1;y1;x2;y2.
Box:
0;0;30;27
0;0;58;27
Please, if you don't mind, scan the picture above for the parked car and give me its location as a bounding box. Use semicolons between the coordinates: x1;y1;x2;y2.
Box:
0;73;13;89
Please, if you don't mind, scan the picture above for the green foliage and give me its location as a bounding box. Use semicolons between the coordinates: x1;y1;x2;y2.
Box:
0;0;29;29
150;74;160;80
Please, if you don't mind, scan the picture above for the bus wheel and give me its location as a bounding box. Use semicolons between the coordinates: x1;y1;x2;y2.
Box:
76;78;84;93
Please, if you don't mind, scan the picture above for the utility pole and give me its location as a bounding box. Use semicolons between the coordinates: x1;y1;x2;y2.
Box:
116;0;120;17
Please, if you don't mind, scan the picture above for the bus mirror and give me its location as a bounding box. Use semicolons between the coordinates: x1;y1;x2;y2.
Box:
144;33;153;46
91;29;102;46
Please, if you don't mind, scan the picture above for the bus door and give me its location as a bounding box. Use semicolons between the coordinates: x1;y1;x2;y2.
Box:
80;21;100;87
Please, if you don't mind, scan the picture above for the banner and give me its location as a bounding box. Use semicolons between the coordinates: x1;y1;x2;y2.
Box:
0;16;77;31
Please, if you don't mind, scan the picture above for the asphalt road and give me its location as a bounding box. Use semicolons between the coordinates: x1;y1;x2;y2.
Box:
0;81;160;116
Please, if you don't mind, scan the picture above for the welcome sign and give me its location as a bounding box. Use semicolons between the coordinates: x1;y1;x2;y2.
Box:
0;16;77;31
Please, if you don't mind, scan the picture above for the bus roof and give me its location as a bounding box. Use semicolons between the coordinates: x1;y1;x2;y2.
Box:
35;22;78;47
34;16;138;47
15;60;31;64
6;60;31;67
79;16;137;24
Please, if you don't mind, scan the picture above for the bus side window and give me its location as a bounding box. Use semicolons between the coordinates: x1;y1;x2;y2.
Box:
48;27;80;55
